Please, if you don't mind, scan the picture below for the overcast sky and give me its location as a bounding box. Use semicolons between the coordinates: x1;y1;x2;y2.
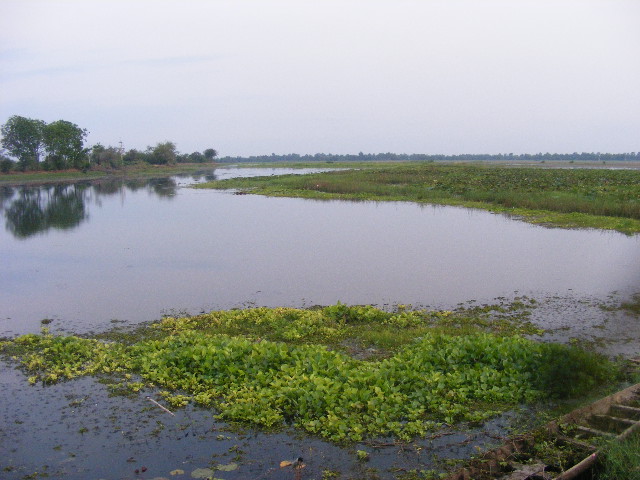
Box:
1;0;638;157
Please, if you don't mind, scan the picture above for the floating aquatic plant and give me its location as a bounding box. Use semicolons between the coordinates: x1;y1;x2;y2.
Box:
0;304;618;443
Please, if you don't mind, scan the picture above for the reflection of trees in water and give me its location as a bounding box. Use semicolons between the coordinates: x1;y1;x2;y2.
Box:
0;185;15;212
174;170;217;183
124;178;149;192
5;185;87;238
3;176;182;238
92;178;123;195
146;178;178;198
190;171;217;182
91;177;178;196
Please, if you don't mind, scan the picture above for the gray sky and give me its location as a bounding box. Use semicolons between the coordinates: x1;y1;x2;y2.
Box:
1;0;639;157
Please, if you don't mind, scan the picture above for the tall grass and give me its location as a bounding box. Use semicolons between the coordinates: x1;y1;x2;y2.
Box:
596;435;640;480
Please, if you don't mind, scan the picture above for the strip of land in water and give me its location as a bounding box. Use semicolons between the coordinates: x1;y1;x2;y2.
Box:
0;162;216;186
198;162;640;234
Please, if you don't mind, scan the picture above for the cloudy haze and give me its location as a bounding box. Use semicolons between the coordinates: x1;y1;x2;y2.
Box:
1;0;638;156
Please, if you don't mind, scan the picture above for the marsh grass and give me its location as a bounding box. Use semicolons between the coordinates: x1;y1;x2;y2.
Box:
197;163;640;233
596;434;640;480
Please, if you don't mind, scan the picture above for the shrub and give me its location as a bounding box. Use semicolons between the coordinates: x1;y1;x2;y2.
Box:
532;343;618;398
1;157;14;173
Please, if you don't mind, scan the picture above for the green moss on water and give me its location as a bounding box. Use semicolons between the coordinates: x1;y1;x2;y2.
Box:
0;303;621;444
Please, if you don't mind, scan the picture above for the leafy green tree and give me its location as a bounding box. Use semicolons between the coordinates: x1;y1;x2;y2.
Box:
0;115;46;170
42;120;88;170
123;148;145;164
204;148;218;161
148;141;177;165
90;143;106;164
175;153;190;163
0;150;14;173
90;144;123;168
188;151;205;163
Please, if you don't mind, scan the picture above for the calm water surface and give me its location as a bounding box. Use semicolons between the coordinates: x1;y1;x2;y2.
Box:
1;167;639;337
1;167;639;480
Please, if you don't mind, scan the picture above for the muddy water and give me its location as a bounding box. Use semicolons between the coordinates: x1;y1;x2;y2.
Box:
2;364;521;480
1;167;639;479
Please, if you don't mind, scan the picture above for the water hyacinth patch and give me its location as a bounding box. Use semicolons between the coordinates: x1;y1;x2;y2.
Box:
0;304;617;443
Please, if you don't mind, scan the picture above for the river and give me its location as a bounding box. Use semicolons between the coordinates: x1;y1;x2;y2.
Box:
1;166;639;480
1;167;638;347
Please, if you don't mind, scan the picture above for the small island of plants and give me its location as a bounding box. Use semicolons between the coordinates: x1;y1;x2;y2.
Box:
1;302;620;444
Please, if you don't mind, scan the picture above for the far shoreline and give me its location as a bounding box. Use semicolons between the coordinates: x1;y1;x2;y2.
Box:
0;162;217;186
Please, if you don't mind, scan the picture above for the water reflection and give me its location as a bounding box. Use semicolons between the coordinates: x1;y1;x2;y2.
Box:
1;168;638;347
1;169;340;239
147;178;179;197
4;185;87;238
2;176;183;239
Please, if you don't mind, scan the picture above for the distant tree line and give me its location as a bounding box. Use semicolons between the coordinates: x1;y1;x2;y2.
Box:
0;115;217;173
119;143;217;167
219;152;640;163
91;142;217;169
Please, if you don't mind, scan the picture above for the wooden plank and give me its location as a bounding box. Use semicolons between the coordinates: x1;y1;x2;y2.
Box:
610;404;640;419
554;453;598;480
617;418;640;441
555;435;597;452
575;425;616;438
591;413;637;433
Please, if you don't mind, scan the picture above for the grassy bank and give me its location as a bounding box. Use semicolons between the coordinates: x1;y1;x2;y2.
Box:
1;302;621;445
197;163;640;234
0;162;216;185
596;434;640;480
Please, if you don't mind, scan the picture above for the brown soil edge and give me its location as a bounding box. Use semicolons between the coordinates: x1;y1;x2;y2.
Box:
445;382;640;480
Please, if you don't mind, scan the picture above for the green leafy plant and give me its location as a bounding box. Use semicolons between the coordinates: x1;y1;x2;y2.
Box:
0;304;620;443
356;449;370;461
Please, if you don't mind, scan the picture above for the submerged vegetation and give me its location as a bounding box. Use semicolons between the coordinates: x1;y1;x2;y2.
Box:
197;163;640;234
1;303;621;444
